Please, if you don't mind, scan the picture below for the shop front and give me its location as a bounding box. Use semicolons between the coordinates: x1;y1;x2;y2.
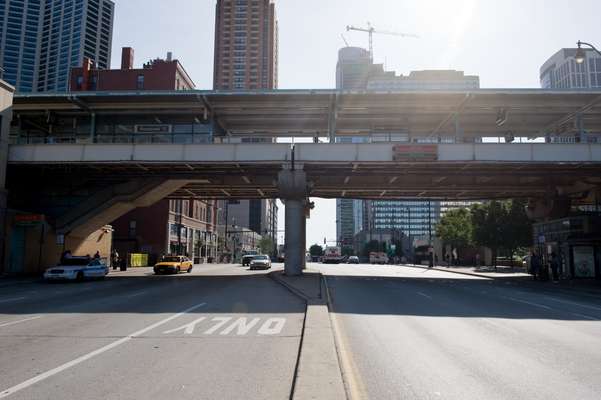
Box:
533;215;601;280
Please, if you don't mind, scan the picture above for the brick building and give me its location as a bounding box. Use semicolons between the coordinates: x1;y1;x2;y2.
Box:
69;47;194;91
70;47;219;264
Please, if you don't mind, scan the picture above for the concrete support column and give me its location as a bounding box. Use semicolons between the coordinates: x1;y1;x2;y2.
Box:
284;199;305;276
278;167;308;276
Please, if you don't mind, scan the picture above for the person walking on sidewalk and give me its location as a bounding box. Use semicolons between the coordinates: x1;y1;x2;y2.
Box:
550;252;560;283
530;251;540;280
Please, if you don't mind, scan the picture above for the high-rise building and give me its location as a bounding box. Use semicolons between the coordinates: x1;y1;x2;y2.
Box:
334;46;481;248
0;0;114;93
213;0;279;251
540;48;601;89
213;0;278;90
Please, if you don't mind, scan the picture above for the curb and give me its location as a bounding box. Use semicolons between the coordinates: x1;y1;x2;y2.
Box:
269;271;347;400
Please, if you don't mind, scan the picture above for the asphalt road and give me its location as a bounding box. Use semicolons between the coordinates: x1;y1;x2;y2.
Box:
0;264;304;400
317;263;601;400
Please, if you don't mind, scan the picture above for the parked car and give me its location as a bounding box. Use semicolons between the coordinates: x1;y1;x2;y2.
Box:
154;255;193;274
44;256;108;281
348;256;360;264
249;254;271;270
242;254;256;266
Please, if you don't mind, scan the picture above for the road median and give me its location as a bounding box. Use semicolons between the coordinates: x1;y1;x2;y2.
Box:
269;270;347;400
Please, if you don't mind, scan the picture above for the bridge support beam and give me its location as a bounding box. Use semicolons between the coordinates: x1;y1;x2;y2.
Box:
278;167;309;276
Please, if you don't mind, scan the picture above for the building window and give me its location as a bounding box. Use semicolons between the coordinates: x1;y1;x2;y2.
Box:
137;74;144;89
129;221;137;237
76;75;83;90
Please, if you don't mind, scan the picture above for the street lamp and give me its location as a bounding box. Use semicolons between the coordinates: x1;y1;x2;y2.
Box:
575;40;601;64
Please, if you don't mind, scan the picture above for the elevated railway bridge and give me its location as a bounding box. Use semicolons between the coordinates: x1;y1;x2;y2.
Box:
4;89;601;275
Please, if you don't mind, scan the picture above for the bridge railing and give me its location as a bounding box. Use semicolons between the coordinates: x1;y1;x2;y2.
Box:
10;133;213;145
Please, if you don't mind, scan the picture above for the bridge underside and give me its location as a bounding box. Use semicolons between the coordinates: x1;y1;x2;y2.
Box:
8;143;601;201
8;160;601;201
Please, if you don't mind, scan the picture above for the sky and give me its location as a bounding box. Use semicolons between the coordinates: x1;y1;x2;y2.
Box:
110;0;601;248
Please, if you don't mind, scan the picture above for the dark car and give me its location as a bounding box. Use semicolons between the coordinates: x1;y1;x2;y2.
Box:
242;254;256;266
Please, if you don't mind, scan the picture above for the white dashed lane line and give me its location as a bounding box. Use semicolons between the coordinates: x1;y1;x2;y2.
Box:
417;292;432;300
0;297;27;304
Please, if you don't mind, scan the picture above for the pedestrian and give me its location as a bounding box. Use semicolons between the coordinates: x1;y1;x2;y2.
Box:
530;251;540;280
111;250;119;270
475;253;481;268
93;251;100;259
60;249;72;264
550;252;560;283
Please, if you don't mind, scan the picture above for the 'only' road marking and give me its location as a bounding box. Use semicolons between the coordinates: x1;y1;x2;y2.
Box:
162;316;286;336
0;316;42;328
0;302;206;399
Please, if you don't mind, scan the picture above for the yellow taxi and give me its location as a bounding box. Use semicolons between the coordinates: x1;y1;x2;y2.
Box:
154;255;193;275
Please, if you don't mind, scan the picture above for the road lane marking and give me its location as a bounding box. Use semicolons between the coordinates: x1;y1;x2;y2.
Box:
417;292;432;300
126;291;148;298
257;318;286;335
163;317;207;335
0;316;42;328
324;276;367;400
503;296;552;310
220;317;260;335
0;301;206;399
162;316;286;336
0;297;26;304
204;317;232;334
538;295;601;312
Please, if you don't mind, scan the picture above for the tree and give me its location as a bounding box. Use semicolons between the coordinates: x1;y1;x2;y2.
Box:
503;199;533;267
258;236;274;255
309;244;324;257
471;201;505;267
436;208;472;249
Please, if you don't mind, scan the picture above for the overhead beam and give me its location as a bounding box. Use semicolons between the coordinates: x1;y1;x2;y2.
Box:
542;94;601;135
429;93;473;137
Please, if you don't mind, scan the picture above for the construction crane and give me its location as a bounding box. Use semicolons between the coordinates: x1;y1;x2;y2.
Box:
346;22;418;62
340;34;350;47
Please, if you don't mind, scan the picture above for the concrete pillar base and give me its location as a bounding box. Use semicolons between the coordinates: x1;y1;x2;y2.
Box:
284;199;305;276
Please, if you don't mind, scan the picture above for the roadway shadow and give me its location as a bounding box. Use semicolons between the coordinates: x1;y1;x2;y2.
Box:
0;271;305;317
323;271;601;321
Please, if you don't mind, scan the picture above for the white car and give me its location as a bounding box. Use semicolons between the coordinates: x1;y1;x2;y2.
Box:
44;257;108;281
249;255;272;270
